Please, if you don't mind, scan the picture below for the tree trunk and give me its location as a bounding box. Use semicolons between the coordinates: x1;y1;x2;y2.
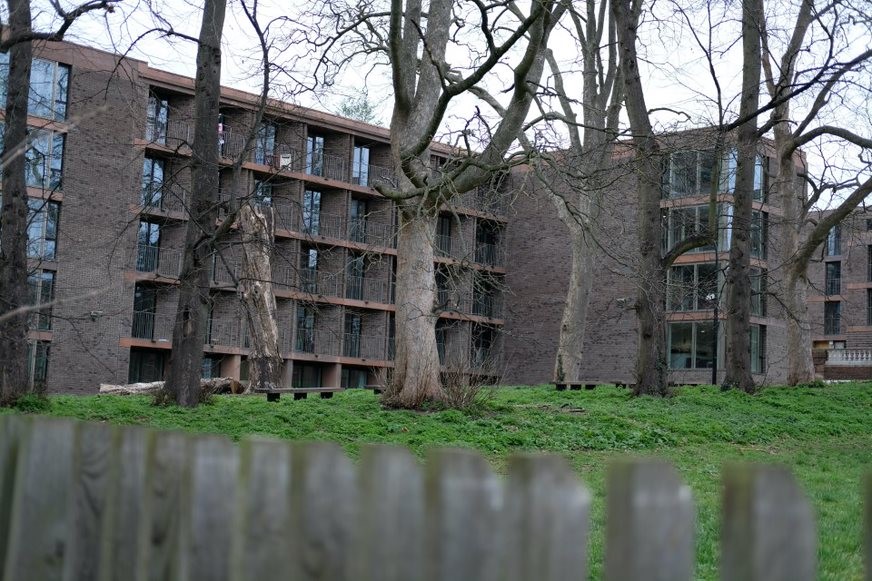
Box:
0;0;33;405
386;205;442;407
238;203;283;392
553;229;594;383
165;0;226;407
723;0;763;393
785;273;816;384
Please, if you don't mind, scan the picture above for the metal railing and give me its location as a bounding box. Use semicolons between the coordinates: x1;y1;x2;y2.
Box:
130;311;174;342
825;276;841;296
824;315;841;335
344;276;392;303
297;269;342;297
133;245;183;279
294;328;339;356
342;333;389;360
472;294;504;319
139;182;189;215
474;242;505;268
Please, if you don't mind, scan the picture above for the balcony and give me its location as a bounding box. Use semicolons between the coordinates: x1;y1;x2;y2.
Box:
348;219;396;248
472;294;504;319
352;163;397;189
342;333;390;360
145;118;192;146
133;245;183;279
297;211;345;240
474;243;505;268
138;182;188;215
298;269;342;297
294;328;339;356
130;311;174;342
345;276;392;304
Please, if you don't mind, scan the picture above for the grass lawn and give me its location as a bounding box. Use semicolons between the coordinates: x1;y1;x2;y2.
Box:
5;383;871;579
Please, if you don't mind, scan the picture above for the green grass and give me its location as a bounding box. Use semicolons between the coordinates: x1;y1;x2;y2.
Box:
5;383;871;579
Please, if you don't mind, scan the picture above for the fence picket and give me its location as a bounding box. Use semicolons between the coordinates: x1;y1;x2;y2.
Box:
289;442;358;581
424;449;504;581
3;418;78;581
721;464;816;581
604;459;695;581
99;426;150;581
502;454;590;581
63;422;116;581
136;431;189;581
0;416;28;575
230;438;294;581
354;445;425;581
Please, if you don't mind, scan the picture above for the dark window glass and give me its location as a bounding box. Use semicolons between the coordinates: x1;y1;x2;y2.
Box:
27;340;51;388
343;313;361;357
669;323;693;369
825;262;841;296
27;199;60;260
306;135;324;176
302;190;321;235
254;121;276;165
349;198;367;243
128;349;165;383
352;145;370;185
826;225;841;256
346;254;365;299
141;157;165;207
25;130;64;190
28;270;55;330
824;301;841;335
295;306;316;352
146;95;169;143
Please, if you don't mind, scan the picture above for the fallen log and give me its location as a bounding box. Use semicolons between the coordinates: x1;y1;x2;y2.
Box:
99;377;244;396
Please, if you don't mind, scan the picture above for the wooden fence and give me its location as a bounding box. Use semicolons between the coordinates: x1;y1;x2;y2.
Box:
0;414;868;581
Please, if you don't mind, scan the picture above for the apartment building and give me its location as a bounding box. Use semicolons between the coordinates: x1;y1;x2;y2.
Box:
503;134;793;386
5;40;509;394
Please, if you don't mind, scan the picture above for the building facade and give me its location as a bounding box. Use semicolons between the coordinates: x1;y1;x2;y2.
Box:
6;40;508;394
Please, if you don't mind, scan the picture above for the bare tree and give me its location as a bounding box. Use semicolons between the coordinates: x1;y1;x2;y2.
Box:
0;0;118;405
164;0;227;407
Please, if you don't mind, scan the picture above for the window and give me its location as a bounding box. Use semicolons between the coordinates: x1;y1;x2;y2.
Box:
292;364;322;388
349;198;368;243
473;274;500;318
25;130;65;190
27;340;51;388
306;134;324;176
254;121;276;165
435;266;451;309
436;320;449;364
824;301;841;335
29;59;70;121
662;150;716;199
346;253;365;300
868;245;872;282
302;190;321;235
146;95;169;144
663;205;720;253
472;325;497;367
343;312;362;357
751;268;767;317
750;325;766;374
28;270;55;331
475;221;502;265
825;262;841;296
27;199;60;260
667;263;718;311
341;367;369;388
132;285;158;340
136;221;161;271
295;306;316;352
826;225;841;256
141;157;165;207
300;247;318;292
352;145;370;185
719;150;767;201
867;289;872;326
128;348;165;383
751;211;768;259
668;322;715;369
201;356;222;379
436;215;452;256
254;180;272;207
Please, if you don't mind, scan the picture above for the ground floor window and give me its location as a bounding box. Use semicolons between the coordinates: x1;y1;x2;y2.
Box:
292;364;322;388
128;348;165;383
341;367;369;388
668;322;715;369
27;340;50;389
750;325;766;374
201;355;222;379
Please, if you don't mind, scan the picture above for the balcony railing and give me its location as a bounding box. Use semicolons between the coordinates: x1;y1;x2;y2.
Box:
294;328;339;356
296;211;345;240
348;219;395;248
133;245;183;279
342;333;389;360
345;276;392;303
474;243;505;268
472;294;504;319
297;269;342;297
139;182;189;215
827;349;872;366
145;118;192;146
130;311;174;342
825;276;841;296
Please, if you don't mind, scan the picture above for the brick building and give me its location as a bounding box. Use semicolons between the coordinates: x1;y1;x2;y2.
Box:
7;40;508;394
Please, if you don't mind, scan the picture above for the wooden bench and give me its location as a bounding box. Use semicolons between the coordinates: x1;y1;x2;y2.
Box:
255;387;344;402
553;382;598;391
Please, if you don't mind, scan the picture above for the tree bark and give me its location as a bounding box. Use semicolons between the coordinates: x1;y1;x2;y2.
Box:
238;203;283;392
785;273;815;384
387;205;443;406
723;0;763;393
554;231;595;383
0;0;34;404
165;0;227;407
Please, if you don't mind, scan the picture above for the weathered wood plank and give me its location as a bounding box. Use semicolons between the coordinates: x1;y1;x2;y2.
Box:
424;449;505;581
289;442;358;581
604;459;695;581
99;426;150;581
135;430;189;581
721;463;816;581
229;438;294;581
63;422;116;581
502;454;590;581
0;415;29;575
180;435;239;581
3;417;79;581
354;445;424;581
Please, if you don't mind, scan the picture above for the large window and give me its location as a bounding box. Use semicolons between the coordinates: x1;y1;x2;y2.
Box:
471;325;498;368
346;253;365;300
27;199;60;260
667;263;718;311
295;306;316;352
128;348;165;383
146;95;169;144
132;285;158;340
867;289;872;326
825;262;841;296
662;150;716;199
824;301;841;335
0;55;70;121
343;312;362;357
751;268;768;317
306;134;324;176
27;340;51;389
300;247;318;292
28;270;55;331
718;150;767;201
254;121;276;165
136;221;161;272
141;157;165;207
750;325;766;374
302;190;321;235
668;322;715;370
26;130;65;190
473;273;501;318
750;211;768;259
352;145;370;185
349;198;367;243
663;205;723;253
292;364;322;388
